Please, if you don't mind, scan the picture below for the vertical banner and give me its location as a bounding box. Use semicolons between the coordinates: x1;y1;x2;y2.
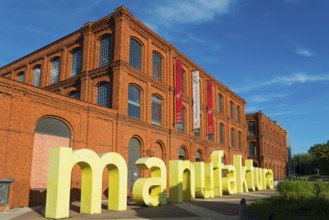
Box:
207;81;214;134
192;70;200;129
175;58;183;123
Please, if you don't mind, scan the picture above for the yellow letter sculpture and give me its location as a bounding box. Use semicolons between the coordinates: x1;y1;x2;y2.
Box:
245;159;255;191
266;169;274;189
233;155;248;193
45;147;127;219
254;168;263;190
193;162;214;198
169;160;195;202
132;157;167;206
211;151;224;196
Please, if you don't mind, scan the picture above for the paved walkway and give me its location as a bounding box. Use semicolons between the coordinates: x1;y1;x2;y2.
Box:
0;189;275;220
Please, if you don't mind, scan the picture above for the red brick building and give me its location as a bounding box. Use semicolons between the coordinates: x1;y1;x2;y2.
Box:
0;6;286;210
246;111;288;180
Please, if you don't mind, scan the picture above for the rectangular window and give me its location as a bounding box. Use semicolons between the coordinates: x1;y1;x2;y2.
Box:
152;52;162;81
152;95;162;126
128;85;141;119
99;36;112;67
71;49;82;77
230;101;234;119
33;67;41;87
130;39;142;71
50;59;60;84
218;94;223;113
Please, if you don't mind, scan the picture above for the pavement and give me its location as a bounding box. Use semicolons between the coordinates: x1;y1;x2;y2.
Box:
0;189;276;220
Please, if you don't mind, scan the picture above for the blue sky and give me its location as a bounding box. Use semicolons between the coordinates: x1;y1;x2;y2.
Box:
1;0;328;155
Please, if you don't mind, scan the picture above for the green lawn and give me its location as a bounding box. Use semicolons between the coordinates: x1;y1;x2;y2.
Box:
248;198;329;220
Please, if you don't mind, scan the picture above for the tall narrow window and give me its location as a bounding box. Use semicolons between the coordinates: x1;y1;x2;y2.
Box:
218;94;223;113
130;39;142;71
249;142;257;156
230;101;234;119
152;95;162;126
50;58;60;84
69;91;80;99
99;35;112;67
230;128;235;148
196;150;202;162
152;52;162;81
71;49;82;77
179;147;186;160
128;85;141;119
97;82;110;107
219;123;225;145
248;121;256;136
237;105;241;123
238;131;242;149
33;66;41;87
177;108;185;133
18;72;25;82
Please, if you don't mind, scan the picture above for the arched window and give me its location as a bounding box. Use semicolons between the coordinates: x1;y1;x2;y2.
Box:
249;141;257;156
69;91;80;99
177;107;185;133
230;128;235;148
17;71;25;82
195;150;202;162
218;94;223;113
152;52;162;81
129;38;142;70
229;101;234;119
238;131;242;149
50;58;60;84
71;48;82;77
248;121;256;136
99;35;112;67
32;66;41;87
179;146;187;160
219;123;225;144
151;94;162;126
31;117;71;189
128;85;141;119
97;82;110;107
237;105;241;123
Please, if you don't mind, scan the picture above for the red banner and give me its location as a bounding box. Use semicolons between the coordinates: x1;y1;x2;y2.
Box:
175;58;183;123
207;81;214;134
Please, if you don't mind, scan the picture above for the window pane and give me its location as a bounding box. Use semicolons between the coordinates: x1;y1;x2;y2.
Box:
128;85;141;119
152;52;162;81
69;91;80;99
196;150;201;161
218;94;223;113
238;131;242;149
18;72;25;82
99;35;112;67
71;49;82;77
130;39;142;70
249;142;257;156
97;83;110;107
179;147;186;160
152;95;162;126
219;123;224;144
231;128;235;148
230;101;234;119
33;67;41;87
237;106;241;123
248;121;256;136
50;58;60;84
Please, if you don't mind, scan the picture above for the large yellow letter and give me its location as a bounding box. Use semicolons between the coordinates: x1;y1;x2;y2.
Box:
169;160;195;202
132;157;167;206
254;168;263;190
193;162;214;198
222;164;237;195
266;169;274;189
211;151;224;196
45;147;127;219
233;155;248;193
245;159;255;191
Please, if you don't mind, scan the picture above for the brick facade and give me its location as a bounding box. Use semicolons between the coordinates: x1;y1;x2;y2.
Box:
0;6;286;210
246;112;288;180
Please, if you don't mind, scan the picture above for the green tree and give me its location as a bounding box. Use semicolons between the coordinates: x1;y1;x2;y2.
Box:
308;140;329;175
293;153;316;176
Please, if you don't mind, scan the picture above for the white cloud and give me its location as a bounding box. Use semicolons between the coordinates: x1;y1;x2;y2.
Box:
296;47;313;57
234;73;329;92
248;94;288;103
154;0;237;24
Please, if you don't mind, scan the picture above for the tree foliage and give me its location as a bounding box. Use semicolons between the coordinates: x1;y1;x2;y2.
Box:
294;140;329;176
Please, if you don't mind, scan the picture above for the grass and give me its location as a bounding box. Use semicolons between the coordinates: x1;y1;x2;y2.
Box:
247;180;329;220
